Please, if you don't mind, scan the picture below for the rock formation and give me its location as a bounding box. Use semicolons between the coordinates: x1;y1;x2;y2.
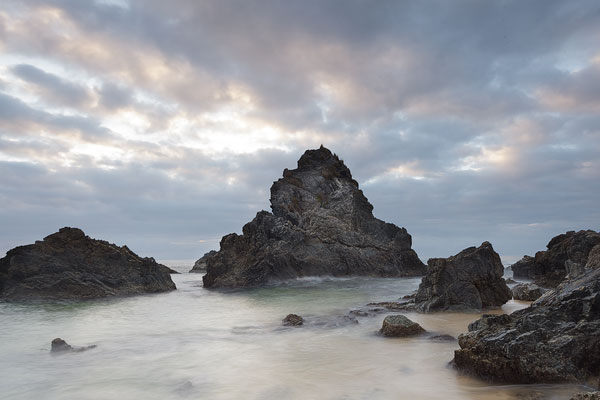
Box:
512;283;546;301
380;314;425;337
453;267;600;385
51;338;96;353
190;250;217;273
202;146;425;288
282;314;304;326
413;242;512;312
512;230;600;287
571;393;600;400
0;227;176;300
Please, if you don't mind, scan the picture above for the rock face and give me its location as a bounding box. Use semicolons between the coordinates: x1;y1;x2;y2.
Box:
512;283;546;301
413;242;512;312
512;230;600;287
202;146;425;288
0;227;176;300
380;314;425;337
283;314;304;326
190;250;217;273
454;267;600;385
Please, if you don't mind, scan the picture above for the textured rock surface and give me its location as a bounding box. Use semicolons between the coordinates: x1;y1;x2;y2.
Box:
454;268;600;385
380;314;425;337
512;283;546;301
190;250;217;273
0;227;176;300
282;314;304;326
512;230;600;287
203;146;425;288
413;242;512;312
571;392;600;400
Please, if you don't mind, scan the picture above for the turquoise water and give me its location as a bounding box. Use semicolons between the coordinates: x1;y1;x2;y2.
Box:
0;273;590;399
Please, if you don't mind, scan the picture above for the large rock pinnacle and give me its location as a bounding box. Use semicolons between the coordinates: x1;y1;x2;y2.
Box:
202;146;425;288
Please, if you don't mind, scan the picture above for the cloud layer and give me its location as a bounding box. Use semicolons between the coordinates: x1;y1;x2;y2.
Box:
1;0;599;264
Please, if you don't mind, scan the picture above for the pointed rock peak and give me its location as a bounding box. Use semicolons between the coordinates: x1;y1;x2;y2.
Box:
295;145;353;181
44;227;86;242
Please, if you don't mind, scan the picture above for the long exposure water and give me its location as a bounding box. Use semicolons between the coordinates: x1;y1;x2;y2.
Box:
0;271;590;399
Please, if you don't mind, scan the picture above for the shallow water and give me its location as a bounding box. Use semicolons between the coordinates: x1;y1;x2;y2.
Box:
0;274;591;400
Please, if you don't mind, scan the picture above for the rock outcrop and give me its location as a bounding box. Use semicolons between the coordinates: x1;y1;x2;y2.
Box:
512;230;600;287
0;227;176;300
202;146;425;288
453;267;600;385
380;314;425;337
51;338;96;353
282;314;304;326
571;393;600;400
512;283;546;301
190;250;217;273
412;242;512;312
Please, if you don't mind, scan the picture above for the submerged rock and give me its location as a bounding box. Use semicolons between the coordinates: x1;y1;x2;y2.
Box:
0;227;176;300
190;250;217;273
413;242;512;312
512;283;546;301
51;338;96;353
453;268;600;385
380;314;425;337
511;230;600;287
283;314;304;326
202;146;425;288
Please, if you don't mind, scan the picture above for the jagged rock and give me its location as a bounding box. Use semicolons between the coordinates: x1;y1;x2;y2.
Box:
512;283;546;301
512;230;600;287
571;392;600;400
413;242;512;312
283;314;304;326
380;314;425;337
0;227;176;300
505;278;517;284
51;338;96;353
453;268;600;385
190;250;217;273
202;146;425;288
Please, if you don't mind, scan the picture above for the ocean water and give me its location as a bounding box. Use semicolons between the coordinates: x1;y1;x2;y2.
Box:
0;273;590;400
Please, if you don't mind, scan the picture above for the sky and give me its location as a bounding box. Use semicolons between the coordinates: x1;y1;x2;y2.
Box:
1;0;599;266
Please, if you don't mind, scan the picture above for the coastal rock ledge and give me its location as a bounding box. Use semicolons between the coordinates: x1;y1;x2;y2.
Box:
0;227;176;300
202;146;425;288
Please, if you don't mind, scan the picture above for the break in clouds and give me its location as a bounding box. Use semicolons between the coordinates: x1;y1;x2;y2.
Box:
0;0;599;263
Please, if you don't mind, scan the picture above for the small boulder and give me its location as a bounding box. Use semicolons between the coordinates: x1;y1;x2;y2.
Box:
51;338;96;353
512;283;546;301
283;314;304;326
380;314;425;337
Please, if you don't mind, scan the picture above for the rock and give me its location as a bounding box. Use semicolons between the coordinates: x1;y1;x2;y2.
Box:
283;314;304;326
380;314;425;337
512;283;546;301
453;267;600;385
367;301;414;311
511;230;600;287
51;338;96;353
428;334;456;341
190;250;217;273
413;242;512;312
571;392;600;400
202;146;425;288
505;278;517;284
0;227;176;300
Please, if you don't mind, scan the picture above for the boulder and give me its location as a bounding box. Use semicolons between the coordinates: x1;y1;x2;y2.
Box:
571;393;600;400
453;268;600;385
0;227;176;300
413;242;512;312
202;146;425;288
512;230;600;287
190;250;217;273
51;338;96;353
380;314;425;337
283;314;304;326
512;283;546;301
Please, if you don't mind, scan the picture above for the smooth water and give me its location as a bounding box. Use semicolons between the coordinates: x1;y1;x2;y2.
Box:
0;273;589;400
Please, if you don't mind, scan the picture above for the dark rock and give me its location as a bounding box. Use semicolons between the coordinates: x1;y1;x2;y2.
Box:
512;283;546;301
0;227;176;300
202;146;425;288
402;293;416;299
428;334;457;341
453;268;600;385
51;338;96;353
283;314;304;326
162;266;180;274
413;242;512;312
367;301;415;311
505;278;517;284
511;230;600;287
190;250;217;273
380;314;425;337
571;392;600;400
